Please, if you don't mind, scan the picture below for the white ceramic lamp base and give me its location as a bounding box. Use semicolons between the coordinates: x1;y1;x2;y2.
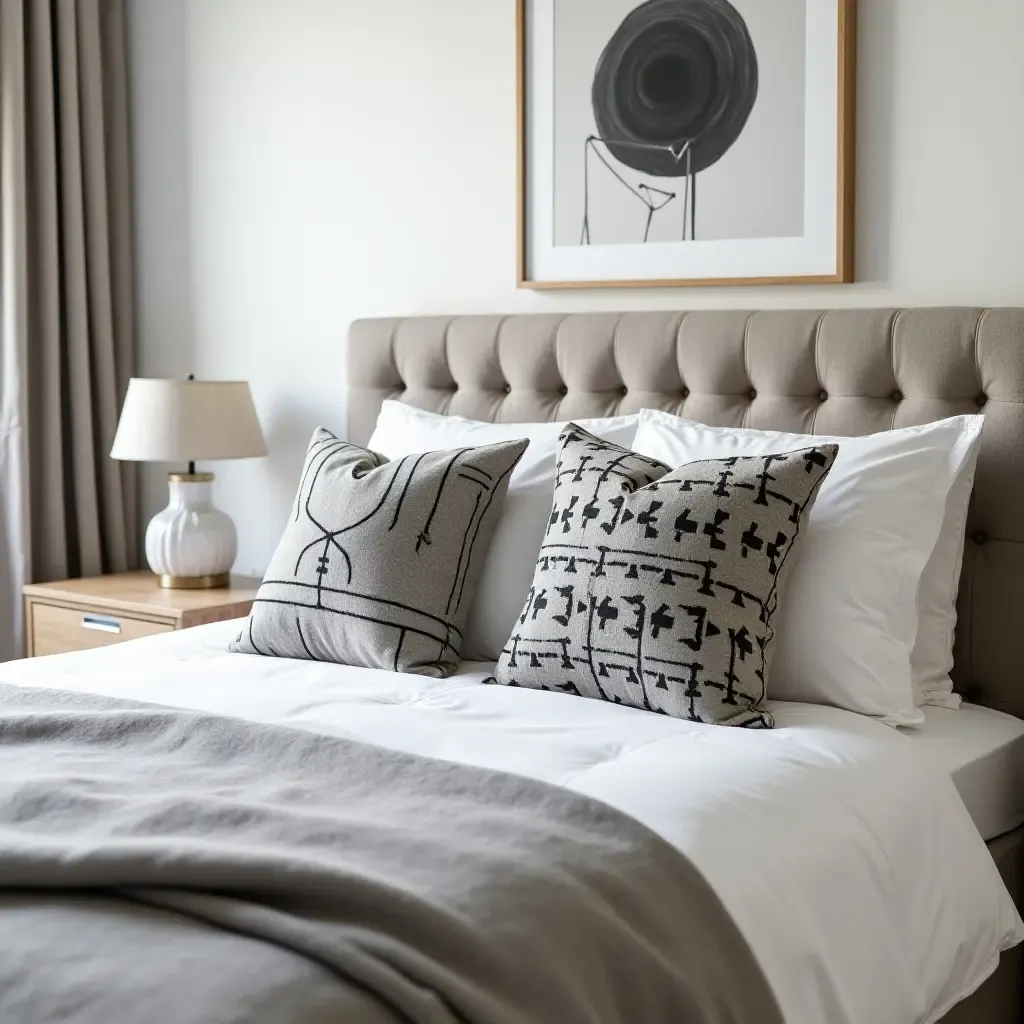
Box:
145;473;237;589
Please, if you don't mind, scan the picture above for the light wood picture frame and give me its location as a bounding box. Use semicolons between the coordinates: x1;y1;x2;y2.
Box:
517;0;857;290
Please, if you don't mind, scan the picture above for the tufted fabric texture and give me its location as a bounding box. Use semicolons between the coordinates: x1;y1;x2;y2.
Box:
347;309;1024;719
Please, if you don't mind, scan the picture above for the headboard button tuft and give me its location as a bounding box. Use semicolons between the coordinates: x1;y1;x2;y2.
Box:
973;531;990;546
819;391;828;401
749;389;757;400
977;394;988;408
892;390;903;402
503;384;511;395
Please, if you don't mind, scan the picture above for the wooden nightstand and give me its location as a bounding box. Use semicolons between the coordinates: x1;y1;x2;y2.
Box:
23;571;261;657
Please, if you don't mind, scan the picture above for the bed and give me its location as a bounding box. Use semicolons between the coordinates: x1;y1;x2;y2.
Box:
349;306;1024;1024
2;306;1023;1024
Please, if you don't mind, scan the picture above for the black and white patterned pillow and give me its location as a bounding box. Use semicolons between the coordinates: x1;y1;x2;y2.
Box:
493;425;838;727
231;428;528;676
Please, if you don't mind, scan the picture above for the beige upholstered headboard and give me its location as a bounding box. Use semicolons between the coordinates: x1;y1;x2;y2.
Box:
348;309;1024;718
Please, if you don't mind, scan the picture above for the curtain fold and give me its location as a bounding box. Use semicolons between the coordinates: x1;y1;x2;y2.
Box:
0;0;137;660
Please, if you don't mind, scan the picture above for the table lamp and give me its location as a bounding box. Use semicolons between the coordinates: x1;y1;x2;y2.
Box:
111;377;268;589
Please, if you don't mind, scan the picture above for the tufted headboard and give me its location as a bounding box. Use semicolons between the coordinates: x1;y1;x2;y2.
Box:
348;309;1024;718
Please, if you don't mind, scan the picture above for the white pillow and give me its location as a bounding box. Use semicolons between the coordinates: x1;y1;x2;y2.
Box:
910;424;983;709
368;402;639;661
631;410;984;727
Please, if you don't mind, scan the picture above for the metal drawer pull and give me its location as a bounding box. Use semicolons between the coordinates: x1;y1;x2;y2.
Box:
82;615;121;634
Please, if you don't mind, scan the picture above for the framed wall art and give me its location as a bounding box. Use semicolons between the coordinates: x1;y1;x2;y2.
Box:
517;0;857;289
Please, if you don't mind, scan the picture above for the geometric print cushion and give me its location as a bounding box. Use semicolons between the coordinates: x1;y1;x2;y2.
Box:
231;428;528;677
493;425;838;727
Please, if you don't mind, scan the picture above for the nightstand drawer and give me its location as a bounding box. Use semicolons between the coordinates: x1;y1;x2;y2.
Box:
29;602;173;656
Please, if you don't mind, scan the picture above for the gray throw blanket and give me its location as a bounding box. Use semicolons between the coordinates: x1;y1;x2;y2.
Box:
0;683;783;1024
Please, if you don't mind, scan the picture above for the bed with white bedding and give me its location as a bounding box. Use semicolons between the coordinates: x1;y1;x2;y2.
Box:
3;306;1024;1024
2;621;1021;1024
911;705;1024;842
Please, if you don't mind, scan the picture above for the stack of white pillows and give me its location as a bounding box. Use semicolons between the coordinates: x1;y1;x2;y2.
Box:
369;402;984;728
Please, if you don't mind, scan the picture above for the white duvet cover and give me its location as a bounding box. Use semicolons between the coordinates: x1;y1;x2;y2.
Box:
2;622;1020;1024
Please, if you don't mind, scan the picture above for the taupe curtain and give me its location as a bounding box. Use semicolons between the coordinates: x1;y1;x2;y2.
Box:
0;0;137;659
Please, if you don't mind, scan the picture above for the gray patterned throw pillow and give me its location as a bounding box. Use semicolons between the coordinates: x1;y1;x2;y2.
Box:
231;428;528;676
493;425;838;727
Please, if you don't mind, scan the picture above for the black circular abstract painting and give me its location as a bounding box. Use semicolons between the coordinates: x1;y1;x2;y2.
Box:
592;0;759;178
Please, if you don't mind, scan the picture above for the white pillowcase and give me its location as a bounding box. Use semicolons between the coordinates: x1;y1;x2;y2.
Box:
367;402;639;661
632;410;984;727
909;424;983;709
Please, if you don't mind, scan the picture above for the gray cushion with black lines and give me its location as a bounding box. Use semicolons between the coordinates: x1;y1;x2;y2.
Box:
493;424;837;727
232;428;528;676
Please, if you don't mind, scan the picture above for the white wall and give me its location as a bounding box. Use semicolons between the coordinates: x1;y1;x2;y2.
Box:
127;0;1024;577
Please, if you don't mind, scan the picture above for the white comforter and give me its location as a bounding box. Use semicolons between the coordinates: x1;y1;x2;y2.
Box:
2;621;1021;1024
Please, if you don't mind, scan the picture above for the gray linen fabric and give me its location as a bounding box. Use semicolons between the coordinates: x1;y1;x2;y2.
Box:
0;0;138;659
0;683;785;1024
494;425;837;727
231;428;527;675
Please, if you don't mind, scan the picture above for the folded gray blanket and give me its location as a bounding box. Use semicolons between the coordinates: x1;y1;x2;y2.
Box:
0;683;783;1024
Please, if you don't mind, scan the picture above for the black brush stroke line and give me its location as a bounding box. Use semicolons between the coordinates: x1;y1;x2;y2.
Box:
393;629;405;673
641;663;703;679
294;438;349;521
598;135;694;161
250;597;457;655
294;444;366;578
508;640;704;676
581;135;591;244
534;548;765;612
584;596;610;701
430;625;458;676
449;454;521;616
579;136;690;245
539;542;711;571
590;452;635;509
445;490;482;617
690;158;696;240
296;438;351;522
257;579;464;639
418;448;473;554
294;531;353;587
460;461;494;482
627;449;672;472
332;457;410;538
295;452;410;580
555;466;645;485
556;440;667;480
587;137;669;210
628;597;654;711
316;536;329;608
295;617;316;661
583;647;701;671
247;615;268;657
389;452;429;531
713;582;766;613
683;145;691;241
